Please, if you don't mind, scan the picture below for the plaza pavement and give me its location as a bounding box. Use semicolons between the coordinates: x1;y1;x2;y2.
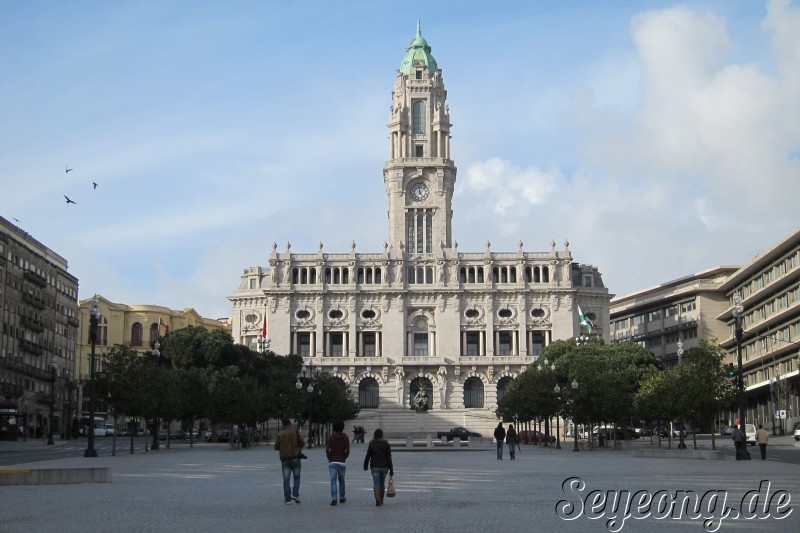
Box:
1;436;799;533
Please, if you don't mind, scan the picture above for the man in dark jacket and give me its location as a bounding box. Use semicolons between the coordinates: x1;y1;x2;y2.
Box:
494;422;506;460
325;420;350;506
274;419;305;504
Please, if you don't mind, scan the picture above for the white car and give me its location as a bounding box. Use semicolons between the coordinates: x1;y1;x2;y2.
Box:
105;424;115;436
744;424;756;446
794;427;800;442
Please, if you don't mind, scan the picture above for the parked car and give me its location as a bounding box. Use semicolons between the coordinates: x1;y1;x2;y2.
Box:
216;430;239;443
672;427;694;438
184;429;199;440
159;430;185;441
105;424;115;436
720;425;736;436
518;430;556;444
436;427;481;441
794;426;800;442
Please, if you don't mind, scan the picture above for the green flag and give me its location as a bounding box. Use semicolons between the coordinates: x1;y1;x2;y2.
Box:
578;305;593;334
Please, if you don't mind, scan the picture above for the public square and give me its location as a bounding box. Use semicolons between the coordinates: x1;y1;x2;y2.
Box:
1;436;799;533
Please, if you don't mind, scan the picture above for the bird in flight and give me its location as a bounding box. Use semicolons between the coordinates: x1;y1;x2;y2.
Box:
12;218;20;223
92;182;98;189
66;166;73;173
64;195;77;204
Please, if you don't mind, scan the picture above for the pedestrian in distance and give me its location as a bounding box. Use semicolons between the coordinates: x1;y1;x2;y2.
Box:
363;428;394;507
274;419;305;504
755;424;769;460
494;422;506;460
506;424;518;460
731;424;749;460
325;420;350;506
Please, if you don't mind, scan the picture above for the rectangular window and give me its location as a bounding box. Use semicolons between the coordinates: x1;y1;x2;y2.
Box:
665;306;677;317
648;310;661;322
330;332;344;357
465;332;480;356
530;332;544;356
413;333;428;356
297;333;311;357
415;145;424;157
634;315;646;326
497;332;512;356
362;332;376;357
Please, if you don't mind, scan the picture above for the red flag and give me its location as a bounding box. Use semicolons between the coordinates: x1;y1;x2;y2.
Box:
262;315;268;339
159;317;169;333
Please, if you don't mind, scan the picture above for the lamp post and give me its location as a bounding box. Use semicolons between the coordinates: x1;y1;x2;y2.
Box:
151;340;161;451
554;381;562;450
295;362;315;448
732;294;747;444
47;361;57;445
571;378;579;452
23;401;28;442
676;341;686;449
85;295;100;457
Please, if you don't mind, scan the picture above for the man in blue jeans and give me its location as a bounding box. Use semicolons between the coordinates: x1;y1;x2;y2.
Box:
494;422;506;460
274;419;305;504
325;420;350;506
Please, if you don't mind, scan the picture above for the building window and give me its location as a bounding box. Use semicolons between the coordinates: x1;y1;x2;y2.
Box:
530;332;544;356
359;377;379;409
131;322;143;347
497;332;512;356
297;332;311;357
415;145;424;157
496;376;513;403
465;331;480;356
329;332;344;357
362;332;376;357
463;377;484;408
149;323;159;344
412;100;425;134
413;333;428;356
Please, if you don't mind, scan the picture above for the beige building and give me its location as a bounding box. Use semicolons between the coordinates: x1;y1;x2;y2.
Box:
610;267;738;365
229;25;611;437
717;227;800;434
76;295;230;418
0;215;79;440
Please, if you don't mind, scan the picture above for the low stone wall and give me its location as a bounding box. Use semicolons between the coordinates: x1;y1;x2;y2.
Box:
632;448;725;460
0;467;112;486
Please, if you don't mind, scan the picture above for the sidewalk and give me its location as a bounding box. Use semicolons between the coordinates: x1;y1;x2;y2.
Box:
1;436;798;532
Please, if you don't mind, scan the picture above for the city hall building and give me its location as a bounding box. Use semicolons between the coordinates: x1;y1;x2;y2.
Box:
229;25;611;436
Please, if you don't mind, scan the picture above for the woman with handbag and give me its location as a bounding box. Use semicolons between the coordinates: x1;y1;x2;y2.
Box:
363;428;394;506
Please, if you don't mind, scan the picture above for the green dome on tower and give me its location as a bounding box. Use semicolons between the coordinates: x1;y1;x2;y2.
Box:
399;21;438;74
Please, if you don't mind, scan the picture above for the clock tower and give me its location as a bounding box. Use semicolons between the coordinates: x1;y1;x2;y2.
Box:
384;22;456;255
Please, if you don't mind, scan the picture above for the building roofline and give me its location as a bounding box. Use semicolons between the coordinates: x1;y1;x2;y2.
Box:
610;265;739;305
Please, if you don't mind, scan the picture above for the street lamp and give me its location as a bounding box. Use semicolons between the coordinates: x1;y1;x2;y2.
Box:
295;363;315;448
85;295;100;458
676;341;686;449
151;340;161;451
731;294;747;446
571;378;579;452
47;361;57;445
23;401;28;442
553;380;561;450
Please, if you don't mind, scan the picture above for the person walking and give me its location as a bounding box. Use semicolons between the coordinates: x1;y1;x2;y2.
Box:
494;422;506;460
274;419;305;504
755;424;769;460
363;428;394;506
731;424;745;460
325;420;350;506
506;424;518;460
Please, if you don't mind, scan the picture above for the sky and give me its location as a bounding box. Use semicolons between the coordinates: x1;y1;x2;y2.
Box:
1;0;798;320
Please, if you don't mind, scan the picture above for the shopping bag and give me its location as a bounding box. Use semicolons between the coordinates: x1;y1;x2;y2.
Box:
386;475;396;497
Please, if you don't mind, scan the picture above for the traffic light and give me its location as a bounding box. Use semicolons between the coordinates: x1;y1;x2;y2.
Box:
727;363;736;377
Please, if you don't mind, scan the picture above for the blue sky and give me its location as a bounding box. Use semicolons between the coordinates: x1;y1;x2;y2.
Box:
2;1;798;319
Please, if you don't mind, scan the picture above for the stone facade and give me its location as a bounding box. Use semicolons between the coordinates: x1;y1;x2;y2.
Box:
229;26;611;437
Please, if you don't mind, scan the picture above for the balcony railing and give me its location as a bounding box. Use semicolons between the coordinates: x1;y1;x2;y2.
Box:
22;292;46;310
20;315;45;333
66;316;80;328
20;339;44;356
23;269;48;288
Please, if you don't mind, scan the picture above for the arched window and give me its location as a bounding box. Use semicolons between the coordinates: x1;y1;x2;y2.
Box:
359;377;379;409
477;267;485;283
131;322;143;347
496;376;513;403
459;267;467;283
463;377;484;408
412;100;426;134
375;268;381;284
149;323;159;344
542;266;550;283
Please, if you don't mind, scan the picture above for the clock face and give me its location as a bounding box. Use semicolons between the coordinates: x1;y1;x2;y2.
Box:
410;183;429;202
